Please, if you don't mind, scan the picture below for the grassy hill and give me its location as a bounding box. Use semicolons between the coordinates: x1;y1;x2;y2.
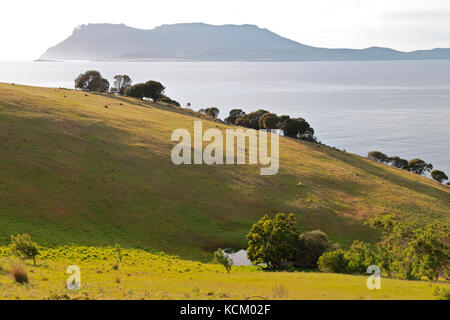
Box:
0;83;449;261
1;245;447;300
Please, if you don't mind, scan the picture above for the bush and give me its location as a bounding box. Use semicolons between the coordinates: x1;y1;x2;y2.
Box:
10;233;40;265
213;249;233;273
11;265;28;284
318;249;348;273
295;230;329;268
159;95;180;107
434;286;450;300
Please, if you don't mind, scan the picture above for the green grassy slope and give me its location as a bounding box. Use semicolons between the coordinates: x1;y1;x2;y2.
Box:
0;83;449;260
1;246;447;300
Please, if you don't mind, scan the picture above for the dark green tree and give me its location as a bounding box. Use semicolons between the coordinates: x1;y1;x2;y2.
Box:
258;113;279;132
388;156;409;169
204;107;220;119
225;109;246;124
431;170;448;183
246;213;299;269
368;151;389;163
407;159;433;175
125;81;165;101
74;70;108;92
295;230;329;268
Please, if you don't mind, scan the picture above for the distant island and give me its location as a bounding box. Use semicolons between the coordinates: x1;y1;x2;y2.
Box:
40;23;450;62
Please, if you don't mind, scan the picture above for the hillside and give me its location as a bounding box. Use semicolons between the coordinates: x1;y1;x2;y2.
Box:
0;83;449;260
40;23;450;61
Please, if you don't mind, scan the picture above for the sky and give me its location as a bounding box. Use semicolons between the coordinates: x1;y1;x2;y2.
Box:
1;0;449;60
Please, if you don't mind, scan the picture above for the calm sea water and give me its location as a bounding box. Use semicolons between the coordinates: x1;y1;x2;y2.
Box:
1;60;449;176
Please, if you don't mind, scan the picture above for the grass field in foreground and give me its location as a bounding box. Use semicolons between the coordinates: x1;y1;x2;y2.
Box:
0;83;449;260
0;246;447;300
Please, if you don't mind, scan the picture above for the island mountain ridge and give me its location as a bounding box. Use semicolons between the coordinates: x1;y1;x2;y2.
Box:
40;23;450;62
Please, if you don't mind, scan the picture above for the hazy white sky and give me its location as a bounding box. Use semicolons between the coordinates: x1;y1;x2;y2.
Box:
1;0;449;60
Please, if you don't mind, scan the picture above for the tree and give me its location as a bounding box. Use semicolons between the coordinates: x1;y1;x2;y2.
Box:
235;110;269;129
366;215;449;280
125;81;165;101
246;213;299;269
204;107;220;119
258;113;279;132
225;109;246;124
214;249;233;273
368;151;389;163
112;75;132;94
10;233;40;265
388;156;409;169
344;240;377;274
295;230;329;268
431;170;448;183
279;117;315;141
100;78;110;93
74;70;108;92
407;159;433;175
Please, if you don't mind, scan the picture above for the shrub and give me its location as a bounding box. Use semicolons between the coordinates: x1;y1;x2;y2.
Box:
434;286;450;300
11;265;28;284
431;170;448;183
159;95;180;107
295;230;329;268
318;249;348;273
213;249;233;273
247;213;298;269
10;233;40;265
